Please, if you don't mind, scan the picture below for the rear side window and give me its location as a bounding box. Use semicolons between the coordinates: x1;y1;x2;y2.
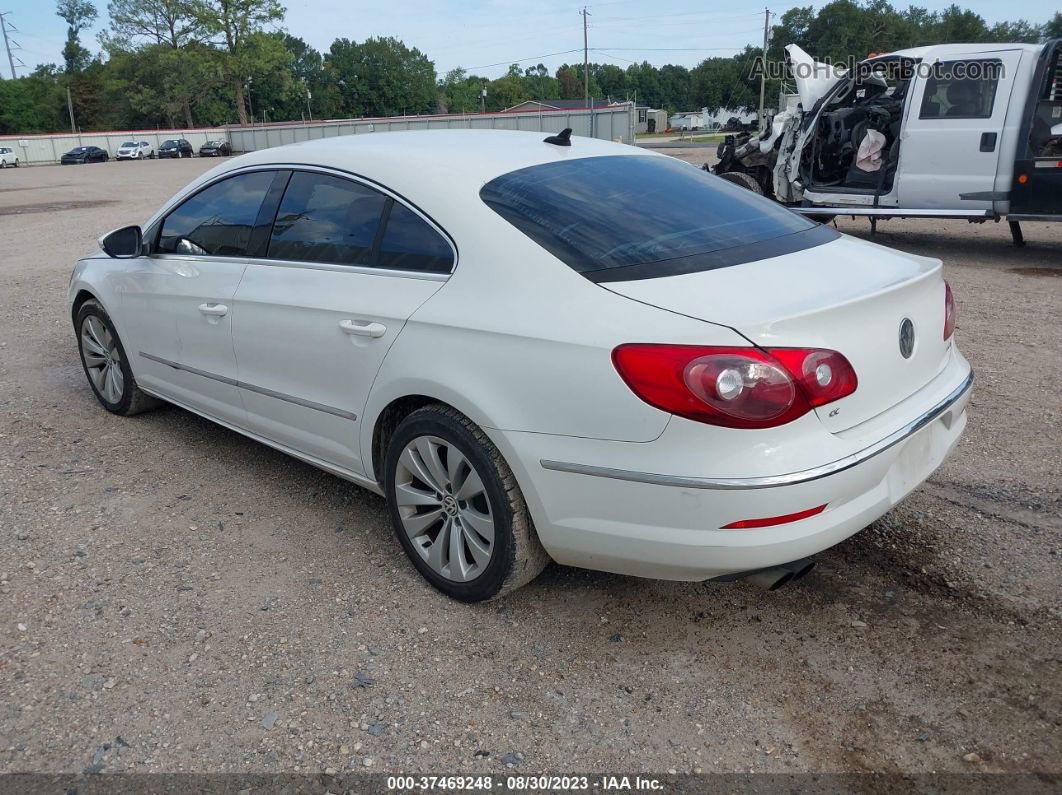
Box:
159;171;275;256
919;59;1001;119
268;172;388;265
480;155;831;282
377;203;453;273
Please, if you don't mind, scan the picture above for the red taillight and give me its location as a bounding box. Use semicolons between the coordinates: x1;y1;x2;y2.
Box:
943;281;956;340
612;344;857;429
722;503;828;529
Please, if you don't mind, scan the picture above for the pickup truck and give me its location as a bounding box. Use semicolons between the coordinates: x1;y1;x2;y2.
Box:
713;39;1061;244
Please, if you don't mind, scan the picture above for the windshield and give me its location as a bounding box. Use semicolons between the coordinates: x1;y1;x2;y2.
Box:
206;141;222;146
163;140;178;146
480;155;832;282
121;141;136;147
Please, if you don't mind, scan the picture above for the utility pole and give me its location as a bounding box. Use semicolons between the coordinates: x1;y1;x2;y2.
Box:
0;12;17;80
66;85;76;133
581;6;590;108
758;7;771;130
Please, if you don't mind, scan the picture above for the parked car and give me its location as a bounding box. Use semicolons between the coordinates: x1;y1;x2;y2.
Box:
115;140;155;160
199;140;232;157
158;139;193;158
69;130;972;601
714;38;1062;245
0;147;19;168
61;146;109;165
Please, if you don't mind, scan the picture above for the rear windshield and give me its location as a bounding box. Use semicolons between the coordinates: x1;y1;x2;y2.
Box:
480;155;835;282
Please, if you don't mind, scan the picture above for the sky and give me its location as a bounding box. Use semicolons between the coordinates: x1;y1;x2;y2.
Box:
3;0;1059;81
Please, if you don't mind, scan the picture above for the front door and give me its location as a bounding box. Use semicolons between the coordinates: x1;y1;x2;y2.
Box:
898;49;1024;210
122;169;283;426
231;169;454;475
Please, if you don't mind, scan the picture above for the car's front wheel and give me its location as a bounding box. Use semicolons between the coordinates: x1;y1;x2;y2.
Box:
76;300;160;416
384;405;549;602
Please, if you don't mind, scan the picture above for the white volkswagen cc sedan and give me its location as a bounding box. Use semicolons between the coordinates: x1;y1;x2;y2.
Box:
69;129;972;601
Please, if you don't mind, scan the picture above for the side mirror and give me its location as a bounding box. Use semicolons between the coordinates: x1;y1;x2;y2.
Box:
100;225;143;258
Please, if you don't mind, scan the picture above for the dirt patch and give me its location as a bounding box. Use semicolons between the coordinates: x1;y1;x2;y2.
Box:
1009;266;1062;277
0;199;117;216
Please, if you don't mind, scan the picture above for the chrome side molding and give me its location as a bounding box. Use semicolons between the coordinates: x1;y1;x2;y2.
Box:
139;352;358;421
541;370;973;491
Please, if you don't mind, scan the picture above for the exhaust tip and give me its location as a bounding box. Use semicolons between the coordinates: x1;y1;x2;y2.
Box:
746;568;794;591
788;559;816;581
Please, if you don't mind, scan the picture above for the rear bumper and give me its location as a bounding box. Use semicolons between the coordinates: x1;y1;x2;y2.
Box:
495;360;972;581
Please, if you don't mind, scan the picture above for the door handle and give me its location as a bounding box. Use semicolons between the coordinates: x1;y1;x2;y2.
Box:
979;132;997;152
198;303;229;316
339;319;387;338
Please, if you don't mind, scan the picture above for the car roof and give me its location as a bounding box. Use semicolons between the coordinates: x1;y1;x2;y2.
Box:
882;41;1045;60
224;129;656;193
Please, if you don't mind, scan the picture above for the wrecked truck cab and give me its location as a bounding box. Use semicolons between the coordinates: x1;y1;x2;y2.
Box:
713;39;1062;240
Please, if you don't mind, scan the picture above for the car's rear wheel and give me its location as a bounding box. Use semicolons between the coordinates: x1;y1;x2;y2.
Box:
76;300;160;416
384;405;549;602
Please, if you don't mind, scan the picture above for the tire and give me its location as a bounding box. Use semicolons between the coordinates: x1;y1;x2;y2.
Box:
384;404;549;602
718;170;764;195
75;300;161;417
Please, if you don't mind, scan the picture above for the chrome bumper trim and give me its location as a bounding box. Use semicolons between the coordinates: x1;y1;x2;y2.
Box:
139;352;357;421
541;370;973;491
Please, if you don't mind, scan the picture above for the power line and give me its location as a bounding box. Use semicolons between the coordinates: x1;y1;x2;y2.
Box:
464;48;583;71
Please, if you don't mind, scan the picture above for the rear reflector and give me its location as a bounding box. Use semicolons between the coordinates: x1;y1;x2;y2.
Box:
721;503;828;529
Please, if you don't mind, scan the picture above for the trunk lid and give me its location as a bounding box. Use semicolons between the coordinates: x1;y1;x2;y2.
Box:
604;235;951;433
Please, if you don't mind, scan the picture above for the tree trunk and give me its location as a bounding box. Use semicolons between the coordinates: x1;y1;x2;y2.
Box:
234;80;249;125
183;97;194;128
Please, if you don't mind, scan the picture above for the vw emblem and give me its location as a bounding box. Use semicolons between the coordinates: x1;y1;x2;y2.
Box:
898;318;915;359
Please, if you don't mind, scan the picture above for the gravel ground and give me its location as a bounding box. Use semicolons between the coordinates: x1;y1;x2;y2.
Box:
0;155;1059;778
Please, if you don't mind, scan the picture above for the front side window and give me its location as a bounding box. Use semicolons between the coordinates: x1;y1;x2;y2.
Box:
158;171;276;256
268;172;388;265
378;203;453;273
481;155;830;282
919;59;1001;119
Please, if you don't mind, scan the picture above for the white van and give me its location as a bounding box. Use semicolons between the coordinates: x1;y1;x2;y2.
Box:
714;39;1061;244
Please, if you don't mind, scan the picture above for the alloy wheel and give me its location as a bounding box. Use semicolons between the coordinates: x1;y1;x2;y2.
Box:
394;435;495;582
80;315;125;405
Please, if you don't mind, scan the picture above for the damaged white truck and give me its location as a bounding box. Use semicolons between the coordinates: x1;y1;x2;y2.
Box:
713;39;1062;245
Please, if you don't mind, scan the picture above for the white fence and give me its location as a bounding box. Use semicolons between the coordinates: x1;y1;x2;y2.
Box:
0;105;636;166
226;105;636;154
0;127;229;166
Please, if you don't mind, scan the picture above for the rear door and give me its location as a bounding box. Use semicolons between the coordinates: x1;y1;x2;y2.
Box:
231;169;453;475
898;49;1024;209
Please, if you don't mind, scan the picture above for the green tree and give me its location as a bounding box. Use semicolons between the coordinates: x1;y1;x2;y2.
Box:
192;0;285;124
326;37;436;118
103;0;198;48
1041;12;1061;39
439;67;487;114
57;0;98;73
102;0;205;125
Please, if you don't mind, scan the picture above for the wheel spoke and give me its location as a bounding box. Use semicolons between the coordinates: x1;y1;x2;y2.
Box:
446;446;468;492
416;437;450;491
460;520;492;568
454;468;485;501
81;332;107;359
402;507;443;536
459;507;494;544
428;518;451;573
395;482;442;508
399;446;443;493
86;317;108;352
448;518;469;581
82;348;107;368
